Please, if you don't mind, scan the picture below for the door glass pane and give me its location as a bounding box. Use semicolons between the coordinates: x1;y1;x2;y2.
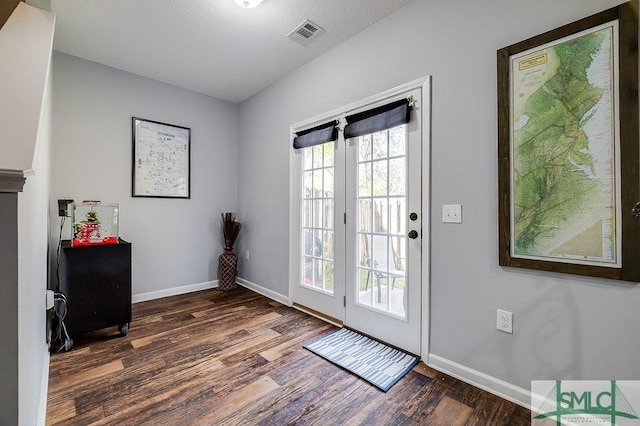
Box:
304;149;313;170
313;169;323;196
324;199;334;229
313;144;323;168
314;229;323;256
304;230;313;256
372;160;388;196
358;268;370;295
358;199;372;232
373;198;388;233
314;259;323;290
300;141;335;295
323;230;334;260
313;200;322;228
389;126;406;157
388;198;406;235
324;261;334;292
359;134;372;161
303;200;312;229
358;234;370;268
389;158;405;196
303;257;313;285
354;126;407;319
324;169;334;197
303;171;312;198
373;131;388;159
324;141;335;166
358;163;371;197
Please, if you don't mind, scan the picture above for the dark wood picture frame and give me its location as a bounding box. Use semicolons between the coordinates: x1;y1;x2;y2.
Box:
132;117;191;199
497;2;639;281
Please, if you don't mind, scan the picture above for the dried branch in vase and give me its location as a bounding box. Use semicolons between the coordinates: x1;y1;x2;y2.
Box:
221;212;242;250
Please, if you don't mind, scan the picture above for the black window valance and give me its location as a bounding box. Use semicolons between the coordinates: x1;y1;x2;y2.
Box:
292;121;339;149
343;98;412;139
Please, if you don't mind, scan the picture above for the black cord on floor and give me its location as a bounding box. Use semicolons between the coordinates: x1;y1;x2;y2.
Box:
52;292;72;352
56;216;65;289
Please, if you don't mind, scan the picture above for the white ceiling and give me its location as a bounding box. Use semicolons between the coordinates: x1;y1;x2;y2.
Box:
50;0;415;103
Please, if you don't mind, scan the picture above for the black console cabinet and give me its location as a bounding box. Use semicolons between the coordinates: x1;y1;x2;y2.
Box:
59;239;132;348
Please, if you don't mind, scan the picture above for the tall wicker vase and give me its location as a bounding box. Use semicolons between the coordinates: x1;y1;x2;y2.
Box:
218;212;242;292
218;248;238;291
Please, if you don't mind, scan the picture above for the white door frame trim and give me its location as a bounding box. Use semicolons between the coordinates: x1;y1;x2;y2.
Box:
288;76;432;358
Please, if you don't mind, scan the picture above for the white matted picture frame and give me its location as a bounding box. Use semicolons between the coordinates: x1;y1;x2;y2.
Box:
132;117;191;199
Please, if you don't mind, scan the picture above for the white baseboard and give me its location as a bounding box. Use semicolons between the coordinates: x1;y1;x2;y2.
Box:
132;280;218;303
236;277;290;306
37;345;50;426
131;278;290;305
427;353;531;409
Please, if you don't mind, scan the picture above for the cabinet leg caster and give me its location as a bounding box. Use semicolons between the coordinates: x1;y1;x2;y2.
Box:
62;337;73;352
119;323;129;336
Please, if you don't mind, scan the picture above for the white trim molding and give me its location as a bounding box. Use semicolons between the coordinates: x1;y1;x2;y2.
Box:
132;280;218;304
427;353;531;409
237;277;290;306
37;345;50;426
420;76;432;359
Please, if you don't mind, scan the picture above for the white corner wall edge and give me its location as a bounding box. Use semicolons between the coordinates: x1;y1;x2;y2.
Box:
130;277;289;306
132;281;218;304
0;2;55;173
237;278;290;306
427;353;531;409
37;344;49;426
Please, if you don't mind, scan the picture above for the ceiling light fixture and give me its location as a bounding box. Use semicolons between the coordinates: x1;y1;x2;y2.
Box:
233;0;264;8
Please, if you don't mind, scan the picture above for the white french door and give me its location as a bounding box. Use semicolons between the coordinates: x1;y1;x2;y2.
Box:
291;81;427;355
345;87;422;354
291;138;345;321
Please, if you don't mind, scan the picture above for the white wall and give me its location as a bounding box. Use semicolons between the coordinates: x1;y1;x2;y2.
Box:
0;3;54;425
237;0;640;392
51;53;239;297
17;60;52;426
0;3;55;172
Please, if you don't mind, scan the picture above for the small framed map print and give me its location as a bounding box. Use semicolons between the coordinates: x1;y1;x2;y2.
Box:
132;117;191;199
497;2;639;281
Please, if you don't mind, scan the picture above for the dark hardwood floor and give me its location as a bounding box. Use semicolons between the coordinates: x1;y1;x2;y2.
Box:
47;287;530;425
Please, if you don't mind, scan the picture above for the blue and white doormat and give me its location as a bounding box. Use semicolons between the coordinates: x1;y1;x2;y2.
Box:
304;327;419;392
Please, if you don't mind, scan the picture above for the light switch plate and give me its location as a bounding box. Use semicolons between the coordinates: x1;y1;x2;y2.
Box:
442;204;462;223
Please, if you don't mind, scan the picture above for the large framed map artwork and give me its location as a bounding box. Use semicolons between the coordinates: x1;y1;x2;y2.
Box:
132;117;191;199
497;2;640;281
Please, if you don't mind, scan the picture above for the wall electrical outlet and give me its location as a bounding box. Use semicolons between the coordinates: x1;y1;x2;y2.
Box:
497;309;513;334
442;204;462;223
245;250;250;261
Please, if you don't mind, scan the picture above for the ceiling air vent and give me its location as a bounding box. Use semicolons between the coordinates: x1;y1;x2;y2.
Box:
288;19;325;45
